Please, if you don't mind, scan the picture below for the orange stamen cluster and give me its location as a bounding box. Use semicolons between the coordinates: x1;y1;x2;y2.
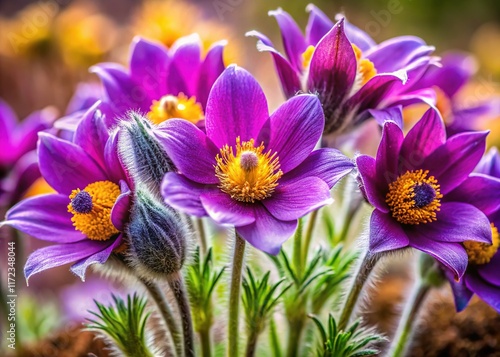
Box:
147;93;204;125
464;223;500;265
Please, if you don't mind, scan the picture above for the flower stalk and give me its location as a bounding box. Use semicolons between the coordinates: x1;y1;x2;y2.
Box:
169;272;196;357
228;232;246;357
302;210;319;266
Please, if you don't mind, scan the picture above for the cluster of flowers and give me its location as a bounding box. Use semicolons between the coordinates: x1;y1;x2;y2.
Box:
2;4;500;356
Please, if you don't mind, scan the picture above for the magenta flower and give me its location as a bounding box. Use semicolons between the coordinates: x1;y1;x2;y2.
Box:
159;65;354;254
91;34;226;126
0;99;56;207
356;107;491;279
247;5;436;136
444;148;500;312
2;102;132;281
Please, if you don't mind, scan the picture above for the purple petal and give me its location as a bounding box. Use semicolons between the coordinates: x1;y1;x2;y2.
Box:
336;14;376;52
7;151;41;204
0;99;17;145
263;176;332;221
236;204;297;255
465;273;500;312
38;133;108;195
65;83;102;115
111;181;131;231
246;31;301;98
447;274;473;312
161;173;213;217
265;94;323;173
308;18;356;111
104;129;128;184
376;121;403;186
200;191;255;226
407;202;491;243
70;235;123;281
156;119;219;184
3;193;85;243
446;174;500;216
24;239;108;282
168;34;202;96
305;4;334;45
476;252;500;286
409;235;468;280
369;106;403;129
356;155;389;212
280;148;354;189
269;8;307;71
196;40;227;109
399;107;445;172
369;210;409;253
205;65;269;148
476;147;500;177
422;131;488;194
129;37;170;100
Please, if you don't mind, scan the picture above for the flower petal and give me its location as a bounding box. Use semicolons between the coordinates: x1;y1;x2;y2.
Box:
476;252;500;286
265;94;324;173
156;119;219;184
104;129;129;184
263;176;332;221
376;121;403;186
205;65;268;148
369;210;409;253
200;191;255;226
3;193;85;243
161;173;212;217
38;132;108;195
168;34;202;96
196;40;227;108
111;181;132;231
447;273;473;312
476;147;500;177
369;106;403;129
305;4;334;45
356;155;389;212
337;15;376;51
422;131;488;194
465;273;500;312
236;204;297;255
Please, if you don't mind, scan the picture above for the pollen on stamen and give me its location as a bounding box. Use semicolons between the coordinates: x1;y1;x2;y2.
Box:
147;93;204;125
464;223;500;265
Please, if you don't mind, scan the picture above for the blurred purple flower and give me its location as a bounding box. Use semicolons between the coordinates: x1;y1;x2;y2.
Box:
247;5;437;136
159;65;354;254
2;102;132;282
356;107;491;280
0;99;56;208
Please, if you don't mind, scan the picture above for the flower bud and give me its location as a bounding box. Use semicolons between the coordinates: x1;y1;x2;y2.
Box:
126;188;189;280
119;112;175;194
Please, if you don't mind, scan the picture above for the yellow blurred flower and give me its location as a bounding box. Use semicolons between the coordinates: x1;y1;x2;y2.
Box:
23;177;56;198
471;23;500;77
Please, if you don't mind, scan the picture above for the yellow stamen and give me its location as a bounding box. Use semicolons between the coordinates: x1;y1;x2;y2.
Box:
386;169;443;225
464;223;500;265
67;181;120;240
352;44;377;85
215;137;283;203
147;93;204;125
301;45;315;69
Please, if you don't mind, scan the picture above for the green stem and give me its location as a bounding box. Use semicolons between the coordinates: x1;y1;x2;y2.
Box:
199;327;212;357
338;251;380;330
269;318;282;357
302;210;319;265
286;319;305;357
336;208;355;244
292;219;304;275
388;279;431;357
140;278;182;357
245;328;260;357
169;273;196;357
195;218;208;255
228;232;246;357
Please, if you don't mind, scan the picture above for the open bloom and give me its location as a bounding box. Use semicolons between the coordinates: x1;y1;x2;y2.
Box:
356;107;491;279
2;102;131;281
159;65;354;254
0;99;56;207
91;34;226;126
247;5;436;136
445;148;500;312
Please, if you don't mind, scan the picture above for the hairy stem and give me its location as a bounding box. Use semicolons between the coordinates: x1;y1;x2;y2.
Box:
388;279;431;357
245;328;260;357
338;251;381;330
302;210;319;265
169;273;196;357
199;327;212;357
228;232;246;357
195;218;208;255
292;219;303;276
286;319;305;357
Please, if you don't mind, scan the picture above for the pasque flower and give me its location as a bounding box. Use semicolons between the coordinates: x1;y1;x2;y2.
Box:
91;34;226;125
247;5;436;136
159;65;354;254
356;107;491;280
0;99;56;207
445;148;500;312
2;102;132;281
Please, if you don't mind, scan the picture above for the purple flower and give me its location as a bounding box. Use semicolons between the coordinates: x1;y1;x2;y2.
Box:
2;102;132;282
158;65;354;254
90;34;226;126
356;107;491;280
408;52;500;136
0;99;56;207
444;148;500;312
247;5;436;136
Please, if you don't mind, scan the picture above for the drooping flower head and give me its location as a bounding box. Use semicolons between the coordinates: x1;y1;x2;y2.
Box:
356;107;491;280
2;102;132;281
444;148;500;312
247;5;436;136
159;65;354;254
91;34;226;126
0;99;56;207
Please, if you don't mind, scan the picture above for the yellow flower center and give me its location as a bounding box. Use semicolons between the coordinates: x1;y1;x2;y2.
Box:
215;137;283;203
464;223;500;265
352;44;377;85
67;181;121;240
147;93;204;125
301;45;315;69
386;169;443;225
